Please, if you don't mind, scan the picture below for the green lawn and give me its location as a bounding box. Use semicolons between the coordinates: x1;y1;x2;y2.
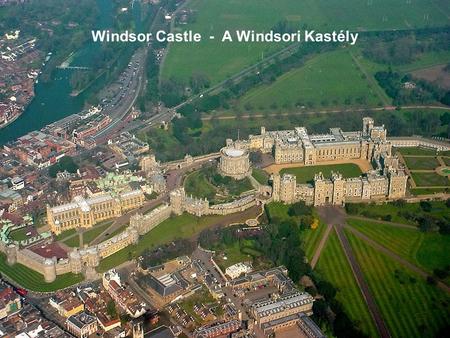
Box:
83;221;114;245
239;49;381;111
163;0;449;85
348;218;450;276
346;230;450;338
9;228;30;242
97;213;226;272
55;228;76;242
411;172;449;187
346;201;449;226
443;157;450;166
317;230;378;338
411;187;449;196
0;253;83;292
184;170;217;201
303;220;327;262
396;147;440;156
252;168;269;185
216;239;262;270
281;163;362;184
404;157;440;170
63;235;80;248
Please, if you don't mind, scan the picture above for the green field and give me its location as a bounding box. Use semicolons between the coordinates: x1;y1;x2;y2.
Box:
97;213;226;272
348;218;450;276
303;221;327;261
239;49;382;110
411;187;449;195
346;201;449;226
396;147;440;156
63;235;80;248
162;0;449;85
0;253;83;292
346;230;450;338
9;228;30;242
252;168;269;185
404;157;441;170
411;172;449;187
280;163;362;184
317;230;378;337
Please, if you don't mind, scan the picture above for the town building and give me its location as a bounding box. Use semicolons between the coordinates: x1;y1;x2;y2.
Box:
66;312;98;338
225;262;252;280
102;270;146;318
0;286;21;319
49;291;84;318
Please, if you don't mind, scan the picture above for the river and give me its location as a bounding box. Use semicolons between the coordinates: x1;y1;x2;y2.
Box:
0;0;143;145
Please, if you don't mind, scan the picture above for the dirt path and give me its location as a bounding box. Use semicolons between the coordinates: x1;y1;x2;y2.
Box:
345;225;450;294
335;223;392;338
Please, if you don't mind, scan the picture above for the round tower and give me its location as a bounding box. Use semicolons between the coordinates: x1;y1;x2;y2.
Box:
6;244;17;266
43;257;57;283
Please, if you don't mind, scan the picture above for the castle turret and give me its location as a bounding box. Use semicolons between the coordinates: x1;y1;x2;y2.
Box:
6;244;17;266
43;257;57;283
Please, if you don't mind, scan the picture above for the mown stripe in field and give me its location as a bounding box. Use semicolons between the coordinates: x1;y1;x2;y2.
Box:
345;229;450;338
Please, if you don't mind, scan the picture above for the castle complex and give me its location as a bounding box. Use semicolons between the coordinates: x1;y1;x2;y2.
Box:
3;117;442;285
232;117;408;206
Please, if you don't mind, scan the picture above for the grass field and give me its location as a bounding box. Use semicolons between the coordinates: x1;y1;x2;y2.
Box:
411;187;449;195
303;221;327;261
162;0;449;85
8;228;30;242
63;235;80;248
252;168;269;185
0;253;83;292
396;147;440;156
97;213;226;272
317;230;378;338
281;163;362;184
411;172;449;187
346;201;449;225
238;49;382;110
348;218;450;279
404;157;441;170
346;230;450;338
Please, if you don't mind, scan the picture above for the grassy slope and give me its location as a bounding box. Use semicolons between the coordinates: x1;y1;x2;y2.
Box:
0;253;83;292
317;230;378;338
346;230;450;338
239;49;381;109
97;213;225;272
281;163;362;184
